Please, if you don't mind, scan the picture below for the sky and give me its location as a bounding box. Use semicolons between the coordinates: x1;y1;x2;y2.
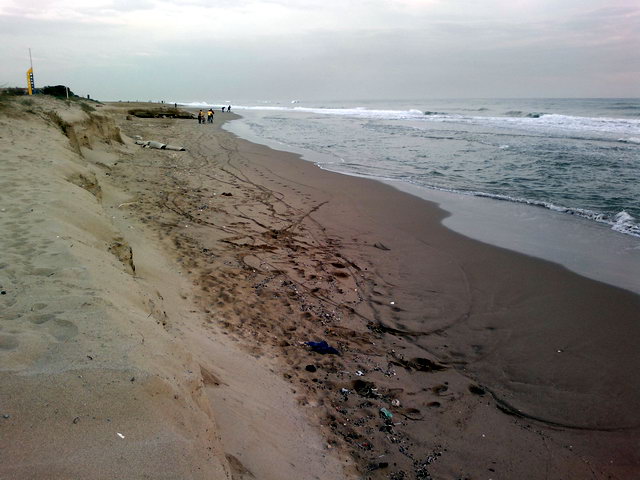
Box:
1;0;638;102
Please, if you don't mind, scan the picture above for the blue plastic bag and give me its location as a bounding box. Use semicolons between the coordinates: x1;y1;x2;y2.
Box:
305;341;340;355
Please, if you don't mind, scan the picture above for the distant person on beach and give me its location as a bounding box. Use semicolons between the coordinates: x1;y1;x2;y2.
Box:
221;106;226;112
197;110;204;124
207;108;214;123
227;105;231;112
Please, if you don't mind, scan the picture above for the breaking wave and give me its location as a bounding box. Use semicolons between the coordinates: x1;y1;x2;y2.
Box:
224;104;640;136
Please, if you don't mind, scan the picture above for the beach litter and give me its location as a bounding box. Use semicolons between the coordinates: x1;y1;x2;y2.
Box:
305;340;340;355
367;462;389;472
116;432;125;439
379;408;393;419
353;379;379;398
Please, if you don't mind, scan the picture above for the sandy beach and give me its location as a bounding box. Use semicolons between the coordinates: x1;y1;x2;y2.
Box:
1;96;639;479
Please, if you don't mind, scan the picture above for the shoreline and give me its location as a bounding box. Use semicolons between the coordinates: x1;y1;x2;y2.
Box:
389;181;640;295
3;98;639;479
224;113;640;295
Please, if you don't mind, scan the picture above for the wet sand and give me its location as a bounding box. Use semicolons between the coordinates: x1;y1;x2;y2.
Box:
2;97;639;479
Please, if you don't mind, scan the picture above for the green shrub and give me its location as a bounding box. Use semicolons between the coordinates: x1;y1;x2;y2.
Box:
43;85;75;97
1;87;27;96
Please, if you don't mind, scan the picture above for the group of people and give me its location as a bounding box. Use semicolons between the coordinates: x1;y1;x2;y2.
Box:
197;105;231;124
197;108;214;124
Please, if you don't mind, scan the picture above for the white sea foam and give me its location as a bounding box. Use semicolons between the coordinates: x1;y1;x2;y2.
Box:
236;104;428;120
435;112;640;136
612;211;639;236
178;101;217;107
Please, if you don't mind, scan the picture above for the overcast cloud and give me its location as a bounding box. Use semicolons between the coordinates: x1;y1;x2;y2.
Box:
1;0;638;101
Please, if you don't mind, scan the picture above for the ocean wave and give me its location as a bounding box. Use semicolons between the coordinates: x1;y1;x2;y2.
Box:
178;101;218;107
612;211;640;236
455;190;640;237
320;160;640;238
504;110;545;118
228;104;640;136
413;179;640;238
530;114;640;134
237;104;429;120
609;104;640;110
368;175;640;238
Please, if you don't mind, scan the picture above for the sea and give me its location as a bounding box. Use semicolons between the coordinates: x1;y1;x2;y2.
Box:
180;98;640;293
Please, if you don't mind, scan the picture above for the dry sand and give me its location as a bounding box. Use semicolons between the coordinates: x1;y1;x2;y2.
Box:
0;97;348;480
1;96;639;479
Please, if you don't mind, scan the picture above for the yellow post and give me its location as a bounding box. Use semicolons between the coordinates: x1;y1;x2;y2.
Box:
26;68;34;95
26;49;34;95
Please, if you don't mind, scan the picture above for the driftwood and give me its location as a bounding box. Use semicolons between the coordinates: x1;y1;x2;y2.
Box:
127;108;193;119
134;139;185;151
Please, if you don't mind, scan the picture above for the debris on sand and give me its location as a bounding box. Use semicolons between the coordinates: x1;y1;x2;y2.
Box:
134;137;185;151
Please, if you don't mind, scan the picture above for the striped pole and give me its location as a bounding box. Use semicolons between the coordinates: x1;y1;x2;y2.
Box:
26;49;35;95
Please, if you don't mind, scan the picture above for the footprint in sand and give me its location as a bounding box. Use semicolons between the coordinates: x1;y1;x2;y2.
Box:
29;268;57;277
0;334;19;350
27;313;79;341
29;313;57;325
48;319;79;341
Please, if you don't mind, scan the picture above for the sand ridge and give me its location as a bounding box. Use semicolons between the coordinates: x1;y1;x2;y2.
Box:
0;97;234;479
